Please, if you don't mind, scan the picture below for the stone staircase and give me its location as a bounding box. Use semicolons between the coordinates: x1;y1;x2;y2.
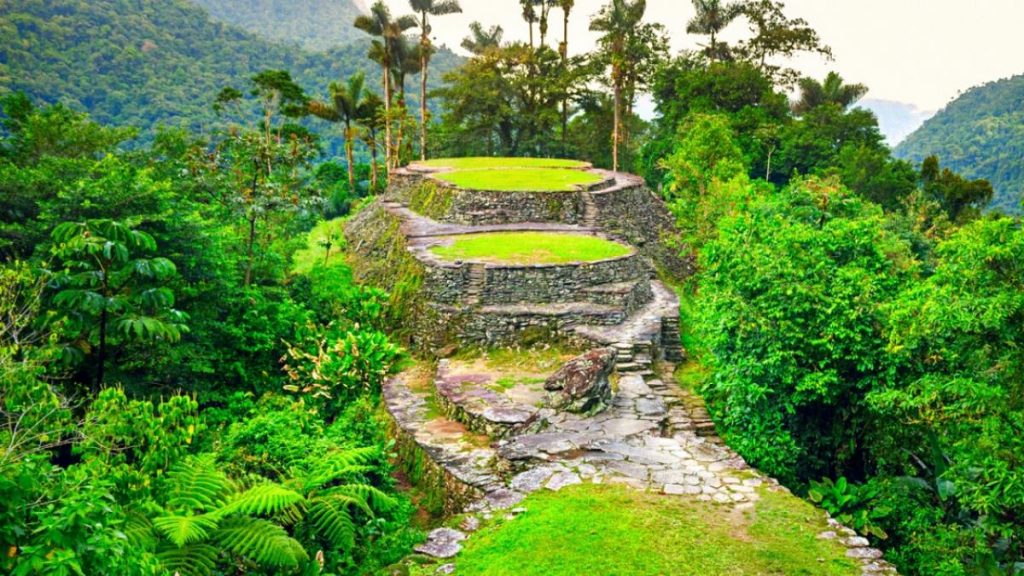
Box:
464;263;487;306
581;191;600;228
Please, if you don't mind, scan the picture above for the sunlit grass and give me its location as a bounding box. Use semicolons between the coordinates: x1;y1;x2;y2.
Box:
418;157;589;170
432;167;604;192
430;232;632;265
417;483;860;576
291;218;347;274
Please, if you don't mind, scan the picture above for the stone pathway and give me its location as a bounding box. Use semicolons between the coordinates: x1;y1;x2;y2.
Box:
385;358;897;574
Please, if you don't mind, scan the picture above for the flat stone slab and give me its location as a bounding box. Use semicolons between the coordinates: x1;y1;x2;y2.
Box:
415;528;467;558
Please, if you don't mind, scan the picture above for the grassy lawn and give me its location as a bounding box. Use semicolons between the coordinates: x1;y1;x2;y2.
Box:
430;232;632;265
291;218;348;274
422;483;860;576
433;167;604;192
418;157;589;170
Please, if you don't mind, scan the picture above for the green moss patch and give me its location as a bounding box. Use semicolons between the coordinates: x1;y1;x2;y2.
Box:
418;157;589;170
425;483;859;576
430;232;632;265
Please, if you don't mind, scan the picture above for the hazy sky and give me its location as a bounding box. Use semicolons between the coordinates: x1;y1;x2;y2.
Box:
379;0;1024;112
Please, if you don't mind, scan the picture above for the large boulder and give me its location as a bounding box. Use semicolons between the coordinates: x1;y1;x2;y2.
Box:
544;348;616;414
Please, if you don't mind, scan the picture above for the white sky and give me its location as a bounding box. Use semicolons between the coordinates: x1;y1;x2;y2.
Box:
380;0;1024;112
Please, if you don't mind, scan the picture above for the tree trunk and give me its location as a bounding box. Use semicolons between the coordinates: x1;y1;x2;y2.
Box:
420;17;430;162
369;128;379;191
612;76;621;173
345;122;355;191
244;215;256;287
560;10;569;154
96;306;107;389
395;78;406;170
383;62;392;180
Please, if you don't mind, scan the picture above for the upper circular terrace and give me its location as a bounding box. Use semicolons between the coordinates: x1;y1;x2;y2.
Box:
407;157;610;193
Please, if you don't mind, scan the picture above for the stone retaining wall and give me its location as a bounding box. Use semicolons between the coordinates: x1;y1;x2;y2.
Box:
417;251;651;307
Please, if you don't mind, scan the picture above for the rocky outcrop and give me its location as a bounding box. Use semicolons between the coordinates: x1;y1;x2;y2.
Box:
544;348;616;414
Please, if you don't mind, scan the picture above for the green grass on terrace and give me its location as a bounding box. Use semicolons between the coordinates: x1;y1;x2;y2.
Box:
418;157;589;170
417;483;860;576
433;167;604;192
291;218;347;274
430;232;632;265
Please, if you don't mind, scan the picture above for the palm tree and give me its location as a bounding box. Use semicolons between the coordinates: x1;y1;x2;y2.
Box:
309;73;368;192
686;0;744;63
461;22;504;55
520;0;538;47
558;0;575;150
357;92;385;190
392;34;424;164
410;0;462;161
354;1;417;176
793;72;869;115
590;0;647;173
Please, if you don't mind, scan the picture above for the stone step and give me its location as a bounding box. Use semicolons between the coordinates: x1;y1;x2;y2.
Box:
435;361;544;440
581;278;653;314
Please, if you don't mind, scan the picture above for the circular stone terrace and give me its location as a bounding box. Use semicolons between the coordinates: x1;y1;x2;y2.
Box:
388;157;651;228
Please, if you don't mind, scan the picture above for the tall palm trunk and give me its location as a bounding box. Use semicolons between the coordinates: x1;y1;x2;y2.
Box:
420;50;429;160
382;62;392;179
560;8;570;153
344;121;356;191
612;80;621;173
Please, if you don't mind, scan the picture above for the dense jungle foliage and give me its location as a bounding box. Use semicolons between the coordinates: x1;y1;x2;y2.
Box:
191;0;370;51
896;73;1024;214
1;0;1021;574
0;0;461;147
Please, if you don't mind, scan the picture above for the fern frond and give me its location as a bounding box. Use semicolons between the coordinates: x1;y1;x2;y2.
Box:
213;517;309;569
306;498;356;550
218;483;306;521
299;447;378;490
166;455;233;512
324;483;399;514
156;542;219;576
153;513;220;547
123;510;157;549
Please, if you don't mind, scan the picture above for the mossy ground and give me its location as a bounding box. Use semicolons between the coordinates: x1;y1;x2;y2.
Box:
418;157;589;170
412;483;860;576
430;232;632;265
433;167;603;192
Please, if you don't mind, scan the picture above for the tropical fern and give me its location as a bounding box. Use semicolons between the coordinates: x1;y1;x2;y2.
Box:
219;483;306;521
156;542;219;576
164;455;233;511
214;517;309;569
152;513;220;547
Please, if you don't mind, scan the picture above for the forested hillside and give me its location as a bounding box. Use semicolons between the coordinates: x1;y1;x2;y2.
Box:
0;0;460;143
191;0;369;51
896;73;1024;213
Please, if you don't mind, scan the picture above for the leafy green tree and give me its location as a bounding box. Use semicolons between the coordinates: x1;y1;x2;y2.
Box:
874;218;1024;572
793;72;868;115
662;113;748;199
697;178;917;482
734;0;833;86
686;0;744;63
355;1;418;174
48;220;187;388
590;0;651;172
919;155;994;224
410;0;462;161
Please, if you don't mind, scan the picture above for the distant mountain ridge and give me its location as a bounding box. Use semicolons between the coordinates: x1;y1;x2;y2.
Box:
856;99;934;147
0;0;461;145
895;74;1024;214
190;0;369;52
